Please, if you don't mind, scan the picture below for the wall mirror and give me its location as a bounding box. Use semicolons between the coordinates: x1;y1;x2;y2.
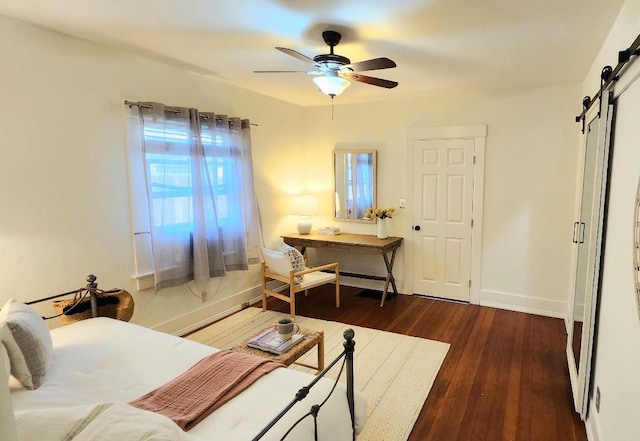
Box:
333;150;377;222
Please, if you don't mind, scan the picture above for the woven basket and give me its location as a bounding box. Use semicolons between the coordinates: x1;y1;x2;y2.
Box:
53;289;134;325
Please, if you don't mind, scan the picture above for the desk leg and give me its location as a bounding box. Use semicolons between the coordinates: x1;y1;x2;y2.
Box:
380;248;399;307
317;336;325;374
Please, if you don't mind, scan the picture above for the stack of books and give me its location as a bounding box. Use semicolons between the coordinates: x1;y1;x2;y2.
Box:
317;226;341;235
247;328;304;355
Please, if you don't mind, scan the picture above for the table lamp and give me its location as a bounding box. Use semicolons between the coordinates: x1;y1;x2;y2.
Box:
291;194;318;235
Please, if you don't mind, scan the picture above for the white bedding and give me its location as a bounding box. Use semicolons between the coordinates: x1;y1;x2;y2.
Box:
16;402;195;441
9;317;367;440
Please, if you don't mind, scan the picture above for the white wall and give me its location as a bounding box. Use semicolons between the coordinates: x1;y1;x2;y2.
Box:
581;1;640;440
0;15;304;334
0;11;582;334
300;83;580;316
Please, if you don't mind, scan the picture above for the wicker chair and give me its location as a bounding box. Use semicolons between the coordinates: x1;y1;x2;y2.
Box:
261;247;340;318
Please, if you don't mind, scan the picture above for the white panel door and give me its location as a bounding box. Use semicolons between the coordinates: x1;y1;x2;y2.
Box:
412;138;474;301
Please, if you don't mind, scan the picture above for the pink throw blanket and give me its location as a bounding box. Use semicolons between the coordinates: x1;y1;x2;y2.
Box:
129;350;283;431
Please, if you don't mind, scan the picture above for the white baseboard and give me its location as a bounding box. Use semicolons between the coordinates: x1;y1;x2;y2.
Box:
154;277;404;337
151;284;562;335
585;400;603;441
479;289;566;318
151;285;263;336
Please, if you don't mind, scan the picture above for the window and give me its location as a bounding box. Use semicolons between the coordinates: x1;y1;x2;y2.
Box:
125;103;260;292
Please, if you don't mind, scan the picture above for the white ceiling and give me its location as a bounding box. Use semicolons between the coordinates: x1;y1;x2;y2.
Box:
0;0;624;107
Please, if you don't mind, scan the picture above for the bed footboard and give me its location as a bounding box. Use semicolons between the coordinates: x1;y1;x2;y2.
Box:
253;329;356;441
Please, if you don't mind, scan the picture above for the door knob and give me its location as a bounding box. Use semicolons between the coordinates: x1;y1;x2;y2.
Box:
413;225;421;231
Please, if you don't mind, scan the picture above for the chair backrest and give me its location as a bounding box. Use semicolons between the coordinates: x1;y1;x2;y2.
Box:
261;248;294;279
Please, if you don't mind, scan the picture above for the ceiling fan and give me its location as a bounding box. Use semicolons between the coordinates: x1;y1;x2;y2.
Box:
254;30;398;99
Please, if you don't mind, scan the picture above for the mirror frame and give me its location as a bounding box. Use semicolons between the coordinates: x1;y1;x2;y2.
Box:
332;149;377;223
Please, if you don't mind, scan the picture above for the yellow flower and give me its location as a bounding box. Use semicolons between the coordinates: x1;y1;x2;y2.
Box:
365;207;396;219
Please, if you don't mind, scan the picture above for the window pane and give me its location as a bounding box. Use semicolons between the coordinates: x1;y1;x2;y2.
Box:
147;152;193;231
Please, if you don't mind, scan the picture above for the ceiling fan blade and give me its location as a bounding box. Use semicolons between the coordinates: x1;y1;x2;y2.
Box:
343;73;398;89
276;47;316;64
344;57;396;72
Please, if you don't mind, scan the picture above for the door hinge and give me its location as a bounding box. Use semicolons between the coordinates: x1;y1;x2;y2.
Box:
468;280;472;288
473;155;476;164
471;219;474;227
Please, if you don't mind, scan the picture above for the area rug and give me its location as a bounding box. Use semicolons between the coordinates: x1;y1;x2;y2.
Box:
186;307;450;441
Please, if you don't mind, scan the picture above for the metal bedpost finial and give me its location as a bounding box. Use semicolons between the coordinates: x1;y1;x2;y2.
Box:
343;329;355;352
86;274;97;289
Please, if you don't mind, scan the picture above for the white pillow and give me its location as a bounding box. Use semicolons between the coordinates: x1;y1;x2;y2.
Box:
0;298;52;389
1;343;9;378
276;244;305;282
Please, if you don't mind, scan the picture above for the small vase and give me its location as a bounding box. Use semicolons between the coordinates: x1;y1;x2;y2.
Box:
377;218;388;239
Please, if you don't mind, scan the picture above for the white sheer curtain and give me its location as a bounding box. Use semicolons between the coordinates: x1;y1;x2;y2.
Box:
137;103;261;294
354;153;374;219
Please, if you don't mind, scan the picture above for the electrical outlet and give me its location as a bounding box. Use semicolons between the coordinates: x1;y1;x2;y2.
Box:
595;386;601;412
399;198;406;208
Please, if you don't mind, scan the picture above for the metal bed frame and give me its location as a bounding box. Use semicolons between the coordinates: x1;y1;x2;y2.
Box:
25;274;102;320
253;328;356;441
25;275;358;441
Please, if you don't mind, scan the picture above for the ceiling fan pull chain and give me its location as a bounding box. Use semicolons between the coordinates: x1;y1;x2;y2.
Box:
331;97;334;121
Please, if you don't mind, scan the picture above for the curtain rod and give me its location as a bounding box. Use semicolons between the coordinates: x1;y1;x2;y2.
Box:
576;32;640;124
124;100;258;127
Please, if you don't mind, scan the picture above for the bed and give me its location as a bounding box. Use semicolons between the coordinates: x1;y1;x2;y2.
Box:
1;300;367;440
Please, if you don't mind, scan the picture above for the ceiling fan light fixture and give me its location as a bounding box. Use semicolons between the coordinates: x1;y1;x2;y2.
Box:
313;74;351;97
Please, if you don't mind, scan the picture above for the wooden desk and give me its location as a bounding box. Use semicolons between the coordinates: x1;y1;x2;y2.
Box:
282;232;403;307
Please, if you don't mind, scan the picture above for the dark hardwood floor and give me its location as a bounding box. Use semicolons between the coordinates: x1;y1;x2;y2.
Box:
265;285;587;441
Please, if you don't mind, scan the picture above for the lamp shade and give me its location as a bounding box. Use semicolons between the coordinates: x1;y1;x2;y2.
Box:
313;75;351;97
291;194;318;216
291;194;318;235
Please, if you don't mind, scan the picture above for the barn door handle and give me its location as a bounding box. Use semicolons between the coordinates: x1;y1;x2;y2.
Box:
572;222;579;243
413;225;421;231
579;222;586;244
